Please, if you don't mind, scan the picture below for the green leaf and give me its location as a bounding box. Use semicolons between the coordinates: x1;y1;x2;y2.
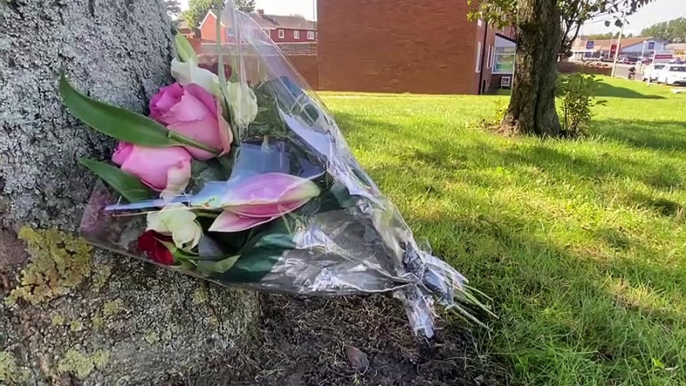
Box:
78;158;153;203
60;73;179;147
652;358;666;370
174;33;198;64
197;255;241;273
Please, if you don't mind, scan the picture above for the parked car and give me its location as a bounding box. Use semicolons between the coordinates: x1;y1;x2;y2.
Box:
657;65;686;85
643;63;667;82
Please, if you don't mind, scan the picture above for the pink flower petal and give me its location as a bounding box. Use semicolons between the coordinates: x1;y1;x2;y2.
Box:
164;92;210;122
230;198;311;218
167;118;224;160
161;159;192;201
112;142;134;166
185;83;219;117
150;83;183;123
119;146;193;191
209;210;277;233
222;173;320;207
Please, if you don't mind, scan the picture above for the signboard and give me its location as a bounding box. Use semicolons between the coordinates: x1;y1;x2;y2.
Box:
610;44;618;58
586;41;594;50
653;51;674;63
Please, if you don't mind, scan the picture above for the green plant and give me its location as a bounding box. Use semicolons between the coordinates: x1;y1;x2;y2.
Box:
556;73;599;136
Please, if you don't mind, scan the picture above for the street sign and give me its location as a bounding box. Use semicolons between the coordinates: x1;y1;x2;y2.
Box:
586;41;594;50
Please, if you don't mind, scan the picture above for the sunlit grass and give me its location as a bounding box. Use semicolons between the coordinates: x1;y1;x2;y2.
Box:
321;76;686;386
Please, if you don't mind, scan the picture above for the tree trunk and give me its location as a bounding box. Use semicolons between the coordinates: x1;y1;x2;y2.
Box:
0;2;257;385
501;0;563;137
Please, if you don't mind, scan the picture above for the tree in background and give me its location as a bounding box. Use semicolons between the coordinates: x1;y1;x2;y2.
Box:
584;31;632;40
165;0;183;18
641;17;686;43
182;0;256;32
469;0;654;137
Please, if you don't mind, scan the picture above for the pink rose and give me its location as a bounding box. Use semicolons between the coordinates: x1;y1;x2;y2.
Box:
113;142;192;194
150;83;232;160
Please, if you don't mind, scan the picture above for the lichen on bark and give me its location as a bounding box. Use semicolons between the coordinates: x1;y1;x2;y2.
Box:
5;228;92;307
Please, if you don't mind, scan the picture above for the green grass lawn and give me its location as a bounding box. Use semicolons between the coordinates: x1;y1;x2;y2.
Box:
321;77;686;386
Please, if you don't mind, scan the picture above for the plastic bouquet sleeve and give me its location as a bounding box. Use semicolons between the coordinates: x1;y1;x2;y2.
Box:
66;1;489;338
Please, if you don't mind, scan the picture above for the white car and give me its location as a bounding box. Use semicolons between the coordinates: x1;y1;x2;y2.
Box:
642;63;667;82
657;65;686;85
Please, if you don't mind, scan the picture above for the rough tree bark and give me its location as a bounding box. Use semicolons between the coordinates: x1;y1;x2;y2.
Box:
0;1;257;385
501;0;563;136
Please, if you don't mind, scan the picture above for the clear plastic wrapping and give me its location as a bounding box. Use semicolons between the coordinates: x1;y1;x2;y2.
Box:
70;1;483;337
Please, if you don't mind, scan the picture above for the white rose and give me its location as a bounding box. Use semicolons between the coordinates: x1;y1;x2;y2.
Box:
147;204;202;250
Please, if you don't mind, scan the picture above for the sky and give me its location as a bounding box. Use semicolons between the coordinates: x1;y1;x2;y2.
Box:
178;0;684;36
581;0;686;36
178;0;317;20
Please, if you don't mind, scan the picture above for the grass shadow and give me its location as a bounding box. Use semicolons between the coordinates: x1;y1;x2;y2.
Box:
592;119;686;152
594;80;666;99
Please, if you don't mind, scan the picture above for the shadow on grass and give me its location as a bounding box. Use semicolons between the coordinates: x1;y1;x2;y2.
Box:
335;112;686;191
592;119;686;151
594;80;665;99
332;109;686;384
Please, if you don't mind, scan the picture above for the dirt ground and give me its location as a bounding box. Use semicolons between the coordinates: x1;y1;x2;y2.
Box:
213;294;509;386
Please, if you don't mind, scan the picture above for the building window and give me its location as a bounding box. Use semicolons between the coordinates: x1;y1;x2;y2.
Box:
478;19;483;27
278;29;285;39
294;30;300;39
493;46;516;74
475;42;482;73
487;46;494;69
307;31;315;40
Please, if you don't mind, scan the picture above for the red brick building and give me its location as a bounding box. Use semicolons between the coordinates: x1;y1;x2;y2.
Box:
317;0;515;95
200;9;316;44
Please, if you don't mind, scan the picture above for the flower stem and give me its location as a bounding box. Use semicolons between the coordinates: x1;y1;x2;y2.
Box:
195;212;219;218
168;131;221;154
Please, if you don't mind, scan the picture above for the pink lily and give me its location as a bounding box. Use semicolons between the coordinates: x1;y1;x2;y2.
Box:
209;173;320;233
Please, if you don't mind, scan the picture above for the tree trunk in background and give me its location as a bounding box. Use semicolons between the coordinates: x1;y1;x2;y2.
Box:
501;0;562;137
0;2;257;385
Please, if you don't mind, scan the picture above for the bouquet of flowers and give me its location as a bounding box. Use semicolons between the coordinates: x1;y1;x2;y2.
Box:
61;2;489;337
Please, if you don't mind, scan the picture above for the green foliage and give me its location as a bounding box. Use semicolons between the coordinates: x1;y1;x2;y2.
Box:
468;0;656;54
59;74;219;154
78;158;154;203
322;76;686;385
182;0;256;30
556;73;600;136
641;17;686;43
174;33;198;64
59;75;177;147
584;31;631;40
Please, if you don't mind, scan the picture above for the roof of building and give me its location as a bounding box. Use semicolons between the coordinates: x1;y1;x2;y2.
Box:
573;37;656;50
666;43;686;50
218;10;316;30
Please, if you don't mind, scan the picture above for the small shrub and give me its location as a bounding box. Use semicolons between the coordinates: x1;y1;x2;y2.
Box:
556;73;599;137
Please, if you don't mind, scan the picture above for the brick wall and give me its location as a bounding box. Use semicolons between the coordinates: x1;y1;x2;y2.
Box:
557;62;612;76
318;0;480;94
288;55;319;89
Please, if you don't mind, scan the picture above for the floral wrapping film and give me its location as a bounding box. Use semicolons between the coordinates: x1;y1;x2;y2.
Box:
66;1;490;337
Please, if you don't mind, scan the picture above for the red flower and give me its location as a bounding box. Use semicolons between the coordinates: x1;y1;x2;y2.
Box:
138;230;174;265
